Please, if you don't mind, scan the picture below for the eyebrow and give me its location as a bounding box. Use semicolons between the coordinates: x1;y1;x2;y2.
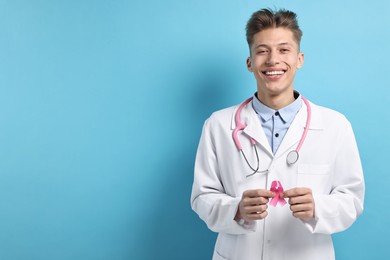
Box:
254;42;294;49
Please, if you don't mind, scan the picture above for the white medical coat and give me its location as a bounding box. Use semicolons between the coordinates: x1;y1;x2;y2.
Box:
191;99;364;260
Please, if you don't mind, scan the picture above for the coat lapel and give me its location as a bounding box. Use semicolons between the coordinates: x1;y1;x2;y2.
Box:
275;100;324;159
231;100;273;157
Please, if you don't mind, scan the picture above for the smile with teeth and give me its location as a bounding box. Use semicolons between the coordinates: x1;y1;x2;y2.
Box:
263;70;285;76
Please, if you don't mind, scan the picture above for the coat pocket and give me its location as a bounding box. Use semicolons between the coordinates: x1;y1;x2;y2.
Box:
297;164;331;194
213;233;237;260
298;164;330;175
213;250;230;260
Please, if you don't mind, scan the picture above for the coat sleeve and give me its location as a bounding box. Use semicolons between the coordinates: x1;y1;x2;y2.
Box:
190;117;257;234
303;119;365;234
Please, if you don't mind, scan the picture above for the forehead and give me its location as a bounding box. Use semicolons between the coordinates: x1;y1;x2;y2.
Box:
251;27;298;49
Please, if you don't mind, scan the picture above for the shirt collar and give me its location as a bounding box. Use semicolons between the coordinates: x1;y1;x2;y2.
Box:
252;91;302;123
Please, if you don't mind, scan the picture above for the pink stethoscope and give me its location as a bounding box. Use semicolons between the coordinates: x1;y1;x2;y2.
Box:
233;96;312;177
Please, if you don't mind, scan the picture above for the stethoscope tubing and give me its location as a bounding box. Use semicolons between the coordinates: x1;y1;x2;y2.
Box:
233;96;312;174
296;96;311;153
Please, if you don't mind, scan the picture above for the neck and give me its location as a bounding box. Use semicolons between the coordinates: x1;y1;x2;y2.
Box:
256;91;296;110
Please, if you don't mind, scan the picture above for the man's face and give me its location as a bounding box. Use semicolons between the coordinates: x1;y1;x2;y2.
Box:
247;27;304;99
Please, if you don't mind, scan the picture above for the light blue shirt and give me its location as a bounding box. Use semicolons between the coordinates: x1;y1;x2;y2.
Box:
252;92;302;154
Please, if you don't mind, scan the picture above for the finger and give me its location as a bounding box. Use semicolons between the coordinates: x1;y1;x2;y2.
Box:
243;196;270;206
246;210;268;220
292;210;314;221
288;195;313;205
282;187;312;198
245;204;268;214
290;203;313;213
243;189;274;198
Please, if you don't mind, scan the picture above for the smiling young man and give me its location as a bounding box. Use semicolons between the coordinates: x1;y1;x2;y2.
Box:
191;8;365;260
247;26;303;109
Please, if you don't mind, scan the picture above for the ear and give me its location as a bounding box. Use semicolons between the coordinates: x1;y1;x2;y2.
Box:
297;52;304;69
246;57;253;72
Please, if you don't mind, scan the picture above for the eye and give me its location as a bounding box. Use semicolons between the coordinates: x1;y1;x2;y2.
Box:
280;48;290;53
256;49;268;55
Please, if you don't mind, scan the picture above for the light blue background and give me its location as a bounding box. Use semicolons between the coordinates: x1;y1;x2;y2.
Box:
0;0;388;259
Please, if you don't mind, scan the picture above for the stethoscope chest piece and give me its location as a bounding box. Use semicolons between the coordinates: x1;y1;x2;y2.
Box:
286;150;299;165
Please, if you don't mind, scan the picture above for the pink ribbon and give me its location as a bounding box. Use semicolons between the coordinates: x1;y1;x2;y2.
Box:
270;181;287;207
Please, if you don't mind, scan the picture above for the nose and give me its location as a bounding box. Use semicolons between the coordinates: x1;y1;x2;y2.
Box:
266;51;280;66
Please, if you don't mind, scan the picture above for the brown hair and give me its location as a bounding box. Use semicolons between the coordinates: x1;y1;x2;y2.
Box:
246;8;303;49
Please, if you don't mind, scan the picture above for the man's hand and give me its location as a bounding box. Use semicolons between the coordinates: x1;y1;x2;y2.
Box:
282;187;315;221
235;189;274;222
